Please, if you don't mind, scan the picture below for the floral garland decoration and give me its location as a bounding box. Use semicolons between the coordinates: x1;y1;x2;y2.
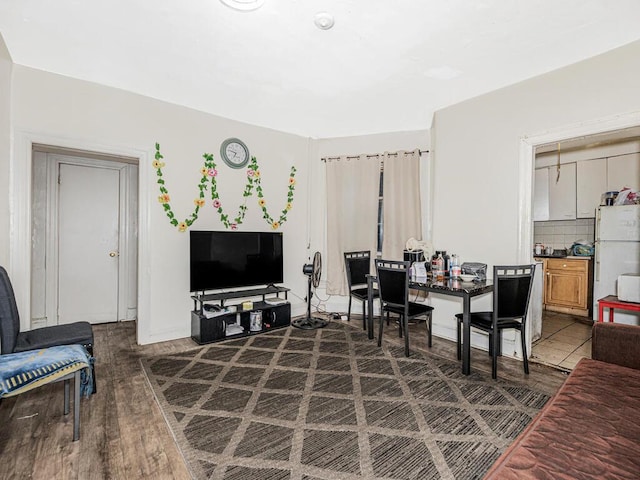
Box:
203;152;255;230
154;144;297;231
250;156;297;230
154;143;209;232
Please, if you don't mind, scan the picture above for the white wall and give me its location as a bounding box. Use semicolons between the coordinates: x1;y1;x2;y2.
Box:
431;40;640;356
9;66;311;344
0;34;11;269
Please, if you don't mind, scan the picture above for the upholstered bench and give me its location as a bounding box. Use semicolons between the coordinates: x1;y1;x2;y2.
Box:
0;344;94;441
484;322;640;479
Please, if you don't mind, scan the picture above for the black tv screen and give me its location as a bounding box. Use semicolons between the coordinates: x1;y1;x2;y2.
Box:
190;231;283;292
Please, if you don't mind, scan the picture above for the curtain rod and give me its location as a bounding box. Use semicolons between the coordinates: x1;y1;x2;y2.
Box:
321;149;429;162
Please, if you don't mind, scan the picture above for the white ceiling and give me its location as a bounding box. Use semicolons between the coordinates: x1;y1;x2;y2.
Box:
1;0;640;139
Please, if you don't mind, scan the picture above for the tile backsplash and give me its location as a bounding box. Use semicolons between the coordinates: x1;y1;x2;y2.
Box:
534;218;595;251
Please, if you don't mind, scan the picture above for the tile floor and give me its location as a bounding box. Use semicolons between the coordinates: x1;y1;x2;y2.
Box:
531;311;593;370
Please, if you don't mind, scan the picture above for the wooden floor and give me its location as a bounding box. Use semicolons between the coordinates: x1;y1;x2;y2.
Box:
0;317;568;479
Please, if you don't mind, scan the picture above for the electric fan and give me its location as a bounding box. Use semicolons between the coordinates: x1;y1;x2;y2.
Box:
292;251;328;329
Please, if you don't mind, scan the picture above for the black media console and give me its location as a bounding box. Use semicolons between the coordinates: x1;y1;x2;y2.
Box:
191;285;290;344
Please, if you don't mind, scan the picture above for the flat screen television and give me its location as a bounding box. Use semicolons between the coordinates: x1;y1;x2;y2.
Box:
190;230;283;292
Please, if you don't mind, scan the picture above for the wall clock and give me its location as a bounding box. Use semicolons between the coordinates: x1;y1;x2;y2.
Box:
220;138;250;169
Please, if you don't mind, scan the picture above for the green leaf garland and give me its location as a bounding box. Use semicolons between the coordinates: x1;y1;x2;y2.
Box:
154;143;297;231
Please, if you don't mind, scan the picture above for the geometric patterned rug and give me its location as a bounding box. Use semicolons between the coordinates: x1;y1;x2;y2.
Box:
140;320;550;480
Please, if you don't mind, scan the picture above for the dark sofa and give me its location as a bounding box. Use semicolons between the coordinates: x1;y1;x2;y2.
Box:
484;322;640;479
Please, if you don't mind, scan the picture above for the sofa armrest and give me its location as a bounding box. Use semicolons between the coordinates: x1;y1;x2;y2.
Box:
591;322;640;370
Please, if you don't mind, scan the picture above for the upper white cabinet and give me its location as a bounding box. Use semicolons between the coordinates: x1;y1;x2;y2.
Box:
533;167;550;221
577;158;607;218
607;153;640;192
548;163;576;220
535;145;640;222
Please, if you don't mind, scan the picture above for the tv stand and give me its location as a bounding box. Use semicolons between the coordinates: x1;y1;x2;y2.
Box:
191;286;291;344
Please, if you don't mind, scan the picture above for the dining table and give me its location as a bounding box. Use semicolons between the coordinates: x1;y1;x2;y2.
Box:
367;274;494;375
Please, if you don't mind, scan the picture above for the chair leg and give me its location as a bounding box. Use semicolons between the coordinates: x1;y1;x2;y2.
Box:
398;315;403;338
403;315;410;357
361;299;367;330
491;328;499;379
347;297;353;322
520;328;530;375
377;310;385;347
73;370;80;441
64;378;70;415
426;312;432;348
456;318;462;360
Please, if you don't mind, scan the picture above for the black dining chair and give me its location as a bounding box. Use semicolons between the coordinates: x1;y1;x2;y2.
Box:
344;251;379;330
375;259;434;357
0;266;96;392
455;264;535;379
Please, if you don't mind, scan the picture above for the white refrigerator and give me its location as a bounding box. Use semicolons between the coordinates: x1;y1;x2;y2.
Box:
593;204;640;324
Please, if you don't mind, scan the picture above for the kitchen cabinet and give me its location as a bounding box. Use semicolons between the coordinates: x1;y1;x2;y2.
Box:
533;167;550;221
534;164;576;221
607;153;640;191
576;158;607;218
548;163;576;220
542;258;593;317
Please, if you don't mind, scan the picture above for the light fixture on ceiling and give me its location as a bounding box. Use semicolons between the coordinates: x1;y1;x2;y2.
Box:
220;0;264;11
314;12;335;30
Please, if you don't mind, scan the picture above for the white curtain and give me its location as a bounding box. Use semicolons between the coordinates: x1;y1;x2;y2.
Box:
382;149;422;260
326;155;381;295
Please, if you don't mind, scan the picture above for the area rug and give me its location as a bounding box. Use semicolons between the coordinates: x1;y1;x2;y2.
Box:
141;321;550;480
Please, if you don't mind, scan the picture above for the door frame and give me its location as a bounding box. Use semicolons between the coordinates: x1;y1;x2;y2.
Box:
10;131;151;340
41;153;136;326
517;110;640;355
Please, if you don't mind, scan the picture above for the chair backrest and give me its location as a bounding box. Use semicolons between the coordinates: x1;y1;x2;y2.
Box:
493;264;536;321
0;266;21;354
375;259;410;309
344;251;373;289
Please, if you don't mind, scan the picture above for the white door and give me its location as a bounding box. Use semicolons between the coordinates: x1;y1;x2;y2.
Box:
58;163;120;324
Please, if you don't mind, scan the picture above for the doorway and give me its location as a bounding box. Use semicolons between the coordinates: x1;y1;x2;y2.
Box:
31;147;139;327
523;118;640;368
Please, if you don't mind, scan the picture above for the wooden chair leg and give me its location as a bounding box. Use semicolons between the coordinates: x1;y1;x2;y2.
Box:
377;309;385;347
426;313;432;348
361;299;367;330
347;297;352;322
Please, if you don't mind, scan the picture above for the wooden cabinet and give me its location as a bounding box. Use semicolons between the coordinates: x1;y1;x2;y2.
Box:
542;258;593;317
576;158;607;218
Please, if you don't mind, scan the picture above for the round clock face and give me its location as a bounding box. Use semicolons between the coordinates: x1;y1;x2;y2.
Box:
220;138;250;169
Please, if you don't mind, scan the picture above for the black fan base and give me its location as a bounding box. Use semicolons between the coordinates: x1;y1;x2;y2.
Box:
292;316;328;330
